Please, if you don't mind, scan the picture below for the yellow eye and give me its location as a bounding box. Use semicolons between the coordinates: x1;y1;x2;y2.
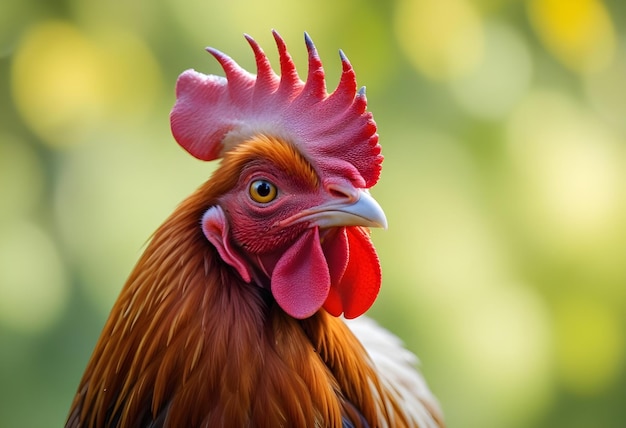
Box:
249;180;278;203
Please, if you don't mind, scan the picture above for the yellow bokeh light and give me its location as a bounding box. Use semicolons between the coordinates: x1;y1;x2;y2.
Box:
528;0;616;74
507;90;625;254
11;21;105;148
554;297;624;395
394;0;485;80
11;20;162;148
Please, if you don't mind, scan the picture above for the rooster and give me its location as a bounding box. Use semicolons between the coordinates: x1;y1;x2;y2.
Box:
66;31;444;428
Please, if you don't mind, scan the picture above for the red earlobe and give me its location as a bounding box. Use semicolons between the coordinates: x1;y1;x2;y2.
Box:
201;206;252;282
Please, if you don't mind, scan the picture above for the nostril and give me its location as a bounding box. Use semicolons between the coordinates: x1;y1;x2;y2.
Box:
327;184;358;202
329;188;347;198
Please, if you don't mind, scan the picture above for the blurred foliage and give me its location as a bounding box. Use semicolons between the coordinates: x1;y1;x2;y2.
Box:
1;0;626;427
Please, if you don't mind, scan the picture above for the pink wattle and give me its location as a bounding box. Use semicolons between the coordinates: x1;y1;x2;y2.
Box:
271;228;330;319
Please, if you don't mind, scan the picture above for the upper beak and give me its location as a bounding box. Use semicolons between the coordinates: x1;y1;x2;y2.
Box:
281;189;388;230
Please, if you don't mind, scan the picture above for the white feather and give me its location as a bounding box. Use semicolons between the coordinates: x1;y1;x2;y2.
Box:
344;316;444;428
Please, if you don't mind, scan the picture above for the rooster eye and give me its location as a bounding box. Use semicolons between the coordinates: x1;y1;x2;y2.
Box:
249;180;278;203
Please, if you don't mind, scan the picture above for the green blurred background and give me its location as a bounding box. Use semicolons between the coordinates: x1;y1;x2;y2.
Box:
2;0;626;426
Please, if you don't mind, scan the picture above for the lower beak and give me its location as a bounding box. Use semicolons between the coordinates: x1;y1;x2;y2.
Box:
289;189;388;230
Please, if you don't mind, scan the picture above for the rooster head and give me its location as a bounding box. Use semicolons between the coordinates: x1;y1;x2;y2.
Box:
170;31;385;320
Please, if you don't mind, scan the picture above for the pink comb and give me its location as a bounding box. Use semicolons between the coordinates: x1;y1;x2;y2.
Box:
170;30;382;188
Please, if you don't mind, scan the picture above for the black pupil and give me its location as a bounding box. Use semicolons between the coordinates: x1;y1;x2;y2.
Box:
256;181;271;197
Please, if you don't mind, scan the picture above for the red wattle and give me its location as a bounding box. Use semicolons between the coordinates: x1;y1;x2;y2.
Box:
323;227;381;319
321;228;349;316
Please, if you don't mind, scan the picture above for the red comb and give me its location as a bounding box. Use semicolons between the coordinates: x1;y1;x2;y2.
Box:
170;31;382;188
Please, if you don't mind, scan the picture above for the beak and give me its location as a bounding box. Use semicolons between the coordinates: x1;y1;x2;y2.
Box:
282;189;388;230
